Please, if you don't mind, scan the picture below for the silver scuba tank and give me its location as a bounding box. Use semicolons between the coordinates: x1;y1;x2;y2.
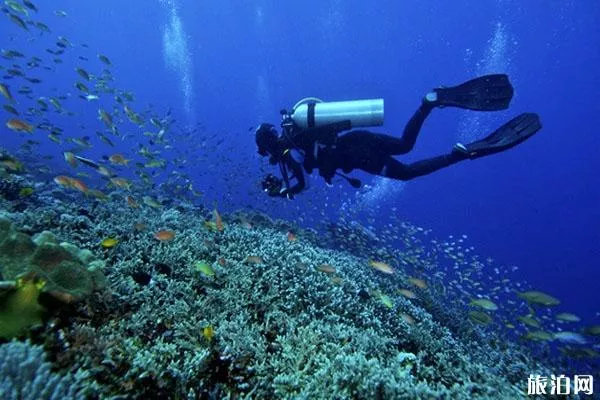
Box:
289;97;384;129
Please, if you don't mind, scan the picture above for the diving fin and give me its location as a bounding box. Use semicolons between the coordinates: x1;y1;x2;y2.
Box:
426;74;514;111
454;112;542;159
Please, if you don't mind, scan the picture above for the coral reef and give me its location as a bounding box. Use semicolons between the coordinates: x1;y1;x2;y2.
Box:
0;194;565;399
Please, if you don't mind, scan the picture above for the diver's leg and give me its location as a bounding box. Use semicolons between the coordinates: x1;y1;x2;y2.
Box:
377;151;467;181
388;102;434;155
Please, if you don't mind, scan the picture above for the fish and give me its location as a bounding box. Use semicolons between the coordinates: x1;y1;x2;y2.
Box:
75;67;90;81
18;187;34;197
6;119;34;133
154;230;175;242
97;54;111;65
144;159;166;168
142;195;162;209
315;264;336;274
6;69;24;77
101;237;118;248
369;260;394;274
133;223;147;232
5;1;28;16
554;331;587;345
98;109;113;128
524;330;554;342
47;133;61;144
245;256;264;265
63;152;77;167
214;209;224;232
96;165;113;177
72;154;99;169
23;0;37;12
75;82;89;93
54;10;68;17
194;261;215;277
53;175;73;188
517;290;560;306
517;315;541;329
48;97;62;111
8;14;28;30
555;312;581;323
110;177;132;190
126;195;139;208
3;104;19;115
34;22;50;33
202;325;214;341
287;231;297;241
108;153;130;166
582;325;600;337
85;94;99;101
469;298;499;311
407;277;427;289
0;157;23;172
397;289;417;299
1;49;24;59
88;188;110;201
69;178;88;194
399;313;416;325
377;292;394;309
559;347;599;359
70;137;92;148
0;83;14;102
468;310;493;326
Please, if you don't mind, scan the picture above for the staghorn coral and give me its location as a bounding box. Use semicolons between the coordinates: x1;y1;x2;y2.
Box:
0;340;86;400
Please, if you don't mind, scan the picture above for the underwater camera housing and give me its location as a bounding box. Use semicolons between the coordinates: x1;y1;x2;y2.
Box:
261;173;283;197
280;97;385;137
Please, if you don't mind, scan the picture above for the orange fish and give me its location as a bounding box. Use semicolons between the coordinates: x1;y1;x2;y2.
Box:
287;231;297;241
369;260;394;274
218;257;226;266
126;195;139;208
109;153;129;165
54;175;73;187
154;230;175;242
214;209;224;232
69;178;88;193
6;118;34;133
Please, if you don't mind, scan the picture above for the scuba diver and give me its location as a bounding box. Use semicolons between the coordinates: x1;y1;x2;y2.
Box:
255;74;541;199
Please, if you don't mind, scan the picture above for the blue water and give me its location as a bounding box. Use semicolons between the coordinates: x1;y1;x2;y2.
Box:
3;0;599;347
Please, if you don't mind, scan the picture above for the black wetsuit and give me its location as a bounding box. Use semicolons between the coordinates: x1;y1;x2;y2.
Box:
277;102;467;195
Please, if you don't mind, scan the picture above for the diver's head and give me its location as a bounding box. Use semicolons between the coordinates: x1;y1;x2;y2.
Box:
255;123;279;159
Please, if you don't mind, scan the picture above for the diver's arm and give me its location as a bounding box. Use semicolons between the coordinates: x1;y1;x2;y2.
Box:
277;157;305;198
284;159;305;195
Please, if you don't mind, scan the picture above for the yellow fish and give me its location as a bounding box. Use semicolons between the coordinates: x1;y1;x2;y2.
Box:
194;261;215;277
101;237;118;248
